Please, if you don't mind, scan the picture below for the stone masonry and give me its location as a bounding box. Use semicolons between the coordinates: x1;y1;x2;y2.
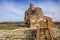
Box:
25;3;59;40
0;27;37;40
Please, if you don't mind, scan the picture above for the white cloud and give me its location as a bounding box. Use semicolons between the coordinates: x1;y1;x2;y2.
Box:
0;1;60;22
34;1;60;22
0;2;26;22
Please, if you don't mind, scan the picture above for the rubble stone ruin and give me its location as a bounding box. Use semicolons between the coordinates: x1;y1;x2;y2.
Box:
24;3;59;40
25;3;55;28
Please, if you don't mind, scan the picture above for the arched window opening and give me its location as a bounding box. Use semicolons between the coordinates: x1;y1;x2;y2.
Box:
44;19;47;23
37;18;40;22
44;19;48;27
27;13;29;15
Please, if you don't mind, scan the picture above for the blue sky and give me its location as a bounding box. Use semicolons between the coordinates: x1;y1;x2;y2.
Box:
0;0;60;22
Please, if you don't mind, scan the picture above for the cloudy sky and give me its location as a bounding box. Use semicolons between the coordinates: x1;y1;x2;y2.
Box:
0;0;60;22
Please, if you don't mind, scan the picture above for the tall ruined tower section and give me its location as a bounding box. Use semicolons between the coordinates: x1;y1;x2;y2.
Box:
25;3;55;28
24;3;56;40
25;3;55;27
25;3;43;28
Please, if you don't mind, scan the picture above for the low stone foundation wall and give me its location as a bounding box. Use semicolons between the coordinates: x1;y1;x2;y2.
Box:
0;27;37;40
0;27;60;40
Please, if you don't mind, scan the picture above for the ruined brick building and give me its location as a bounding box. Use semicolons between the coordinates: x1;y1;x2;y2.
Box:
24;3;59;40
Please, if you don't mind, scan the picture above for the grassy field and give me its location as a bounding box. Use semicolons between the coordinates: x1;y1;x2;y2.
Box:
0;22;60;30
0;25;17;30
0;22;24;30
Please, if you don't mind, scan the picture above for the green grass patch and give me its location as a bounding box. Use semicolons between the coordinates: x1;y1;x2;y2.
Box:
0;24;24;30
0;25;18;30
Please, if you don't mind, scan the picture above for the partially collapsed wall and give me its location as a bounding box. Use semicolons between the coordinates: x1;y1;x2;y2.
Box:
25;3;55;28
25;3;60;40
